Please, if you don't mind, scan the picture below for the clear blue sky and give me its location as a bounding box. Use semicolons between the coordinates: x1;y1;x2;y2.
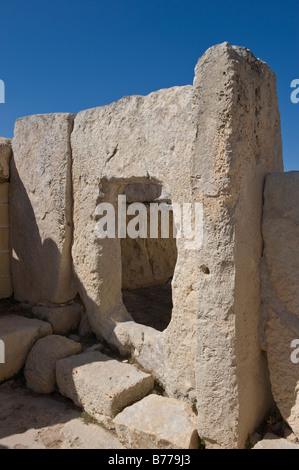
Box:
0;0;298;170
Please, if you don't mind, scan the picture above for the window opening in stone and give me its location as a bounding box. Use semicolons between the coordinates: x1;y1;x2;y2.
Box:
121;183;177;332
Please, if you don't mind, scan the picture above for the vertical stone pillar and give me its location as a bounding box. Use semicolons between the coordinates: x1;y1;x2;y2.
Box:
261;172;299;439
192;43;284;448
10;114;77;305
0;138;13;298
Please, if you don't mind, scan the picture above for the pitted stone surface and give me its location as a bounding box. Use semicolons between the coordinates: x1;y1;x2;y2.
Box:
0;315;52;382
56;351;154;422
261;172;299;438
25;335;82;393
10;113;76;304
0;138;12;183
113;394;199;449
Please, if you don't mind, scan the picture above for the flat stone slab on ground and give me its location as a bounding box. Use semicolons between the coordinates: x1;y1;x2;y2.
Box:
0;381;125;449
25;335;82;393
56;351;154;423
113;394;199;449
0;315;52;382
32;303;83;335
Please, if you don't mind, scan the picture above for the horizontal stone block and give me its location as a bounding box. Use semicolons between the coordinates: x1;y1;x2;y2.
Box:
56;351;154;423
113;394;199;449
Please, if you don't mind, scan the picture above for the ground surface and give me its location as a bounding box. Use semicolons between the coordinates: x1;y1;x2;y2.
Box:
0;380;125;449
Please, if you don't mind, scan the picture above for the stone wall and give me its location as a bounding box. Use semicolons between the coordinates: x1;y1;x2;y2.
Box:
0;138;13;299
261;172;299;439
4;42;297;449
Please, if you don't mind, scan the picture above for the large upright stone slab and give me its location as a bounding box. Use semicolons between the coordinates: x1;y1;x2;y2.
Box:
10;113;76;304
0;181;13;298
71;80;198;403
0;137;11;183
0;315;52;382
0;138;13;299
71;42;283;448
261;172;299;438
191;43;283;449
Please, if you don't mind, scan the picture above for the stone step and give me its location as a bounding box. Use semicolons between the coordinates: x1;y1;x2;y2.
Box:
56;351;154;427
113;394;199;449
25;334;82;393
0;314;52;382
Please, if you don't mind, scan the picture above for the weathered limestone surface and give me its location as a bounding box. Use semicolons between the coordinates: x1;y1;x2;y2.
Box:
71;82;198;402
71;42;283;448
56;351;154;423
25;335;82;393
261;172;299;438
113;394;199;449
5;42;286;449
253;433;299;449
191;43;283;449
0;315;52;382
32;303;83;334
0;137;11;183
0;137;12;299
10;113;77;304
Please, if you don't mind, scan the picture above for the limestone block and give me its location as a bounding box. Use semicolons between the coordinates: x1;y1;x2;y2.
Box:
10;113;77;304
0;138;12;183
261;172;299;438
0;315;52;382
56;351;154;422
191;42;283;449
113;394;199;449
25;335;82;393
32;303;83;335
253;433;299;449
